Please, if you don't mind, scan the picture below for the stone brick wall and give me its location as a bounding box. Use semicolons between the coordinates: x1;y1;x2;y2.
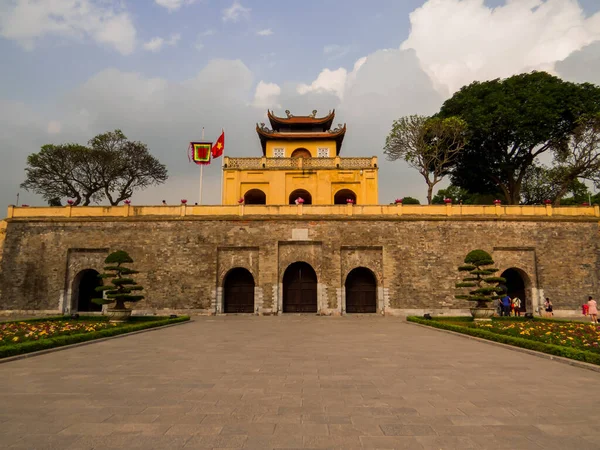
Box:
0;216;598;316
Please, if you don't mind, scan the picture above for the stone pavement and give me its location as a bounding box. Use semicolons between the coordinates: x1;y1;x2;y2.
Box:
0;316;599;450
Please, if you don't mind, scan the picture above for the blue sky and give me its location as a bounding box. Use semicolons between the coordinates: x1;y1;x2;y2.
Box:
1;0;600;207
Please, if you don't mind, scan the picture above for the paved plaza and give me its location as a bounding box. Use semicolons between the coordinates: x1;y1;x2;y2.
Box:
0;316;599;449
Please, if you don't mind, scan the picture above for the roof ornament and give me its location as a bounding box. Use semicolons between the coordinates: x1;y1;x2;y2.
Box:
258;123;273;133
285;110;294;118
328;123;345;133
309;110;317;118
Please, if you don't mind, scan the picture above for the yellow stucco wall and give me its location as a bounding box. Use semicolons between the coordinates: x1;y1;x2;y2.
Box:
265;139;338;157
222;163;379;205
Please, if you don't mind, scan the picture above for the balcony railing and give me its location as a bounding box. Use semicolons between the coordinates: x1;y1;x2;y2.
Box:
224;156;377;170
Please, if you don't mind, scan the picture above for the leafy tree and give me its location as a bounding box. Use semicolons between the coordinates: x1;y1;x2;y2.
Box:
438;72;600;204
548;114;600;205
93;250;144;311
21;130;168;205
400;196;421;205
48;197;62;207
455;250;505;308
21;144;103;206
521;165;590;205
384;115;468;204
432;185;503;205
89;130;168;205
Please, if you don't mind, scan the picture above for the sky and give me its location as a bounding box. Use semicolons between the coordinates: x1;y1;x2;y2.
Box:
1;0;600;207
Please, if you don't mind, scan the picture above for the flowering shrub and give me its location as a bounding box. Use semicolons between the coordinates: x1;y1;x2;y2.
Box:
0;320;118;344
474;320;600;353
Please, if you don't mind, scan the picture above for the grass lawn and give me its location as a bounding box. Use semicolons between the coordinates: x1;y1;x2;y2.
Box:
0;315;190;359
408;316;600;366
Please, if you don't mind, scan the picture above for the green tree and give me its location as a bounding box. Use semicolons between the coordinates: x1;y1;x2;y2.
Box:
548;114;600;205
93;250;144;311
455;250;505;308
21;144;103;206
89;130;168;205
438;72;600;204
384;115;468;204
21;130;168;206
400;196;421;205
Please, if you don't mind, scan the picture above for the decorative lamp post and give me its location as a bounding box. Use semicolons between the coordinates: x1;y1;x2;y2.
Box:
444;198;452;204
180;199;187;204
493;199;502;205
67;199;74;205
394;198;403;204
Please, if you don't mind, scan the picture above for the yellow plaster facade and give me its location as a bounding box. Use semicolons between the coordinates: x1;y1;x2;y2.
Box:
222;111;379;205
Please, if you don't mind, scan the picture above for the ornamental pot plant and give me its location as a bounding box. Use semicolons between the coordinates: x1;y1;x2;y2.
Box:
455;249;505;321
93;250;145;323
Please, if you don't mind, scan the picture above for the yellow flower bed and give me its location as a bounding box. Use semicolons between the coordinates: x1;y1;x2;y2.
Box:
0;320;118;344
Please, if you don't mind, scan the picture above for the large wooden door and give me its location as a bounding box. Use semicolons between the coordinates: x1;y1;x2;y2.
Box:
76;270;102;312
283;262;317;313
224;268;255;313
345;268;377;313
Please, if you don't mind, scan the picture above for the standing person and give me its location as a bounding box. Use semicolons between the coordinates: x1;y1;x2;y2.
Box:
587;296;598;324
501;294;511;317
162;200;167;205
513;297;522;317
544;298;553;318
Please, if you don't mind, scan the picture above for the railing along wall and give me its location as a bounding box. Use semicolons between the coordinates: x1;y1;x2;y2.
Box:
224;156;377;170
5;203;600;219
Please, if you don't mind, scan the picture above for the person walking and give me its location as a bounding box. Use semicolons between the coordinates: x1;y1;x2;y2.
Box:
587;296;598;324
501;294;511;317
512;297;522;317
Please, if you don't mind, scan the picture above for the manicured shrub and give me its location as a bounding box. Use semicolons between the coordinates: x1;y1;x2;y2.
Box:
93;250;144;310
455;249;505;308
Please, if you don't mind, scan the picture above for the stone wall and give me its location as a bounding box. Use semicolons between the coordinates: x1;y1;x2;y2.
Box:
0;216;598;316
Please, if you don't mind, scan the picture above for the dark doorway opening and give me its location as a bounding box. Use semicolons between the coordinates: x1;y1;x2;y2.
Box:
500;268;527;313
223;268;255;313
345;267;377;313
244;189;266;205
334;189;357;205
283;262;318;313
289;189;312;205
74;269;102;312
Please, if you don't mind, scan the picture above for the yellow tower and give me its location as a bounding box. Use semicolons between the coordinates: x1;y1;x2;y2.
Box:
222;109;378;205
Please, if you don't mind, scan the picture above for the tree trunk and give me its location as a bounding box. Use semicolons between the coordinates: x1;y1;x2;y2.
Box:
427;183;434;205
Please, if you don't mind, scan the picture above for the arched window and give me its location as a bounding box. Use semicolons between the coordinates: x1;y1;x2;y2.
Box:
282;262;318;313
334;189;357;205
289;189;312;205
223;268;255;313
244;189;266;205
72;269;103;312
291;148;311;159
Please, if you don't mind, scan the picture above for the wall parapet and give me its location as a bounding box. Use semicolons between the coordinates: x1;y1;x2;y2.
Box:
5;203;600;220
224;156;377;170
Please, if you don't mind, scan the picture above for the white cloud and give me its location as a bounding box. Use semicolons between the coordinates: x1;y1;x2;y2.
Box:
323;44;352;60
0;0;136;55
401;0;600;96
297;68;349;99
143;33;181;52
253;81;281;108
222;1;250;22
257;28;273;36
154;0;197;12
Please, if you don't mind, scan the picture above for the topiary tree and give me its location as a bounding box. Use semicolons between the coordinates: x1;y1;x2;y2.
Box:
455;249;505;308
93;250;144;311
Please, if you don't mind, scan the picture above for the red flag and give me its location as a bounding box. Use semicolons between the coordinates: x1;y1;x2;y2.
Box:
212;130;224;158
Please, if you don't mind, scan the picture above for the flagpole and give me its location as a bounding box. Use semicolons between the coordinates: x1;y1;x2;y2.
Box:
199;127;204;205
220;128;224;205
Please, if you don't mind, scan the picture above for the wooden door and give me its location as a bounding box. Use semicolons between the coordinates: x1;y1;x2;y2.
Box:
283;262;317;313
224;268;255;313
345;268;376;313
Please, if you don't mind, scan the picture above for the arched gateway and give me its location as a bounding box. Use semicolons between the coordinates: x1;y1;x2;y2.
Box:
282;262;318;313
72;269;102;312
223;268;255;313
345;267;377;313
500;268;529;313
